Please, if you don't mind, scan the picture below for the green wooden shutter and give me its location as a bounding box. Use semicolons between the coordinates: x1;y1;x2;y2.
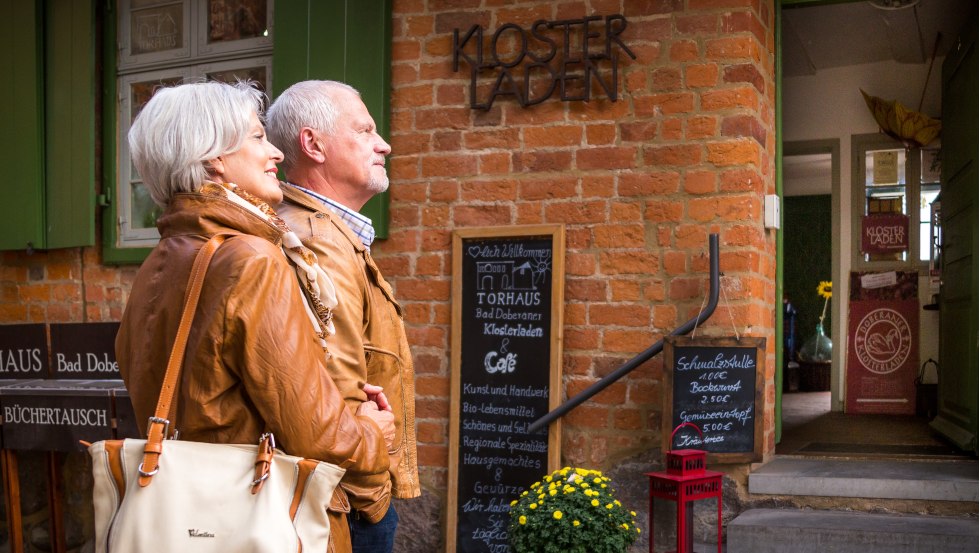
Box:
0;0;46;251
0;0;95;252
273;0;393;238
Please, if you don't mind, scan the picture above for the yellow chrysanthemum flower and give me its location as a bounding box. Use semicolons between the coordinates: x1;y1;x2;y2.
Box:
510;500;517;507
530;503;538;510
549;489;557;496
817;280;832;299
621;523;629;530
519;515;527;525
606;503;614;509
553;510;563;520
573;520;580;527
591;499;600;507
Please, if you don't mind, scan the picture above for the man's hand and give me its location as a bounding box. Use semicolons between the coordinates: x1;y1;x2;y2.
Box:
356;400;395;450
362;383;392;412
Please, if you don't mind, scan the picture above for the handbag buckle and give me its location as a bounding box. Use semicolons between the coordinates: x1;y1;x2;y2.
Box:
258;432;276;450
146;416;171;439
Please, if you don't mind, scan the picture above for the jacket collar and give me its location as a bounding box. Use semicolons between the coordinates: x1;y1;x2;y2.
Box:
157;192;283;246
279;183;367;253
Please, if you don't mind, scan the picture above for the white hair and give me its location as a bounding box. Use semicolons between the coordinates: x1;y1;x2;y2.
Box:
266;80;360;174
128;80;265;208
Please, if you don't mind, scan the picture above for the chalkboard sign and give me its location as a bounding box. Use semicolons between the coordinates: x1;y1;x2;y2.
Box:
447;225;565;553
662;336;765;463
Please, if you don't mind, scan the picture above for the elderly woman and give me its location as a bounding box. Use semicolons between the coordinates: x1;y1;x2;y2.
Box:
115;81;392;553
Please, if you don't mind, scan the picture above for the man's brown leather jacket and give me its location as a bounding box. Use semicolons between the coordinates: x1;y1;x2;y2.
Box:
278;185;421;523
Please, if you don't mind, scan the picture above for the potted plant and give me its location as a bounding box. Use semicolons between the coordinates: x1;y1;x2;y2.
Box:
508;467;641;553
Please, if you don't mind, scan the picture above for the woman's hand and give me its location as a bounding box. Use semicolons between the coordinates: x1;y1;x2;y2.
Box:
362;383;392;412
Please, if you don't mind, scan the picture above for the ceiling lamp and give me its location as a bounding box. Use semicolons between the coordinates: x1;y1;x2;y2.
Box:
867;0;920;10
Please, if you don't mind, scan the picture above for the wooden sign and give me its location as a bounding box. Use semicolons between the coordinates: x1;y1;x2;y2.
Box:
49;322;121;379
0;324;48;378
447;225;564;553
663;336;765;463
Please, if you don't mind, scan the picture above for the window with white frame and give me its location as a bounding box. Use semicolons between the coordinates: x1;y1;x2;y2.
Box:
852;133;940;269
116;0;273;248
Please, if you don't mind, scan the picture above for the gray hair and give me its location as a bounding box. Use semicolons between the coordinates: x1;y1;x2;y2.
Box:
266;80;360;174
128;80;265;208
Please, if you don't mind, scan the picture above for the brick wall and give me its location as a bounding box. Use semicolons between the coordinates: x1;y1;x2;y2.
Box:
384;0;777;493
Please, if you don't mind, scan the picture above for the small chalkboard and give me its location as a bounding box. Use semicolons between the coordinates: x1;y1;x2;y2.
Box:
663;336;765;463
447;225;565;553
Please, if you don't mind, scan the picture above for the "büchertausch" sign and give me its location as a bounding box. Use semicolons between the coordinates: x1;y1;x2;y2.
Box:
453;15;636;110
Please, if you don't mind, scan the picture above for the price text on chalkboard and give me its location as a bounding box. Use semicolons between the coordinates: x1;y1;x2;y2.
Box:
447;225;565;553
663;336;765;463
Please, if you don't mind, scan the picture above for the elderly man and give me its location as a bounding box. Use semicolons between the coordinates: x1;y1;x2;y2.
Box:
267;81;420;553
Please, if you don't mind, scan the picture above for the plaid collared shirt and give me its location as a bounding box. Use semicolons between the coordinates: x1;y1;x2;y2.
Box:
285;183;375;249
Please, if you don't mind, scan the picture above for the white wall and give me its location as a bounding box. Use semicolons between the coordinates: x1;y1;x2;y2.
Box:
783;59;943;409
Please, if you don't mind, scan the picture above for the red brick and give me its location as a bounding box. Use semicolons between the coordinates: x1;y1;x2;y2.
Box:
653;304;678;328
664;251;686;275
644;199;683;222
390;133;431;155
602;329;655;353
590;304;650;326
723;63;766;94
519;176;577;200
675;224;709;248
651;67;682;91
564;327;600;350
701;87;758;111
706;36;756;61
586;124;616;145
643;144;701;166
422;153;477;177
634;92;695;116
425;35;454;57
460;180;518;201
464;128;519;150
669;277;703;301
452;205;511;226
593;224;646;249
581;175;616;198
577;146;637;171
722;11;767;46
513;151;573;172
404;323;448;347
670;40;700;62
621;120;658;142
544;200;607;224
496;5;553;25
686;63;719;88
434;10;490;34
706;139;761;166
564;405;609;429
393;84;433;109
429;180;459;202
610;279;641;301
610;201;642;222
405;15;434;36
662;117;683;140
722;115;766;146
524;125;582;148
423;228;453;250
390;156;419;180
417;444;448;467
436;84;466;105
677;14;718;35
391;205;420;226
415;421;445;445
566;380;627;404
687;115;718;139
415;375;450;397
684;170;717;194
415;107;470;130
566;253;596;277
478;152;511;174
392;40;421;62
565;278;607;301
599;251;658;275
623;0;683;16
515;202;543;225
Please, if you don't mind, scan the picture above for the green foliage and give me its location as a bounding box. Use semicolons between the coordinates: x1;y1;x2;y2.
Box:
508;467;640;553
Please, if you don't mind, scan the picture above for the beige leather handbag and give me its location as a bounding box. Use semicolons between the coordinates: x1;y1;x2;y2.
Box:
88;235;345;552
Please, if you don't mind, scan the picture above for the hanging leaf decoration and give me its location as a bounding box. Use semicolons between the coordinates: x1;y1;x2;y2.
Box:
861;89;941;148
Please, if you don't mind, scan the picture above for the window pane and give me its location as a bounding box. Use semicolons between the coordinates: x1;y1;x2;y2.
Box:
131;3;184;55
130;182;163;230
130;76;183;119
863;147;908;262
206;65;268;91
207;0;269;44
919;184;940;261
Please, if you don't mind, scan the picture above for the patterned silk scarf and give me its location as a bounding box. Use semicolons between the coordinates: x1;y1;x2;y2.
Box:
200;181;338;352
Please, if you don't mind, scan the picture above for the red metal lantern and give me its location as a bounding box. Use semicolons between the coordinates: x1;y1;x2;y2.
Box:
645;423;723;553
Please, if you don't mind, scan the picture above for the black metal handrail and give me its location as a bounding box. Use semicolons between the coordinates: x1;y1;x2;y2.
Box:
527;234;721;434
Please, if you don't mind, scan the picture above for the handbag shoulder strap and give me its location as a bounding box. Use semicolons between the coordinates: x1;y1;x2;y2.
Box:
138;234;228;487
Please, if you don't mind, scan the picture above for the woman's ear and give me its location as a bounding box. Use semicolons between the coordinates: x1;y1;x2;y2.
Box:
299;128;327;164
206;157;226;181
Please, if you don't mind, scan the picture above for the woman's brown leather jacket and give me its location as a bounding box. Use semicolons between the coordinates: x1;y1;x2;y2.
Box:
116;192;390;476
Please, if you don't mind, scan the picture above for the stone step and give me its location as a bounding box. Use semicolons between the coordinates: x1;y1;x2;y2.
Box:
748;457;978;501
727;508;978;553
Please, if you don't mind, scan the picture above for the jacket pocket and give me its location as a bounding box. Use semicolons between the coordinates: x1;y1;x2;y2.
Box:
363;345;404;455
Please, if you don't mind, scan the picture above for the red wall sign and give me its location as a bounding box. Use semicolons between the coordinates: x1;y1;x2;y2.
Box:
846;272;918;415
861;214;909;254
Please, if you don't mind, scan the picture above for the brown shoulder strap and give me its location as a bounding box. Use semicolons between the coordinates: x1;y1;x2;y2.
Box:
138;234;228;487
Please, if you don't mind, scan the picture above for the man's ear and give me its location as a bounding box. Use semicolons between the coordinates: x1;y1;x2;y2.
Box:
299;128;327;164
